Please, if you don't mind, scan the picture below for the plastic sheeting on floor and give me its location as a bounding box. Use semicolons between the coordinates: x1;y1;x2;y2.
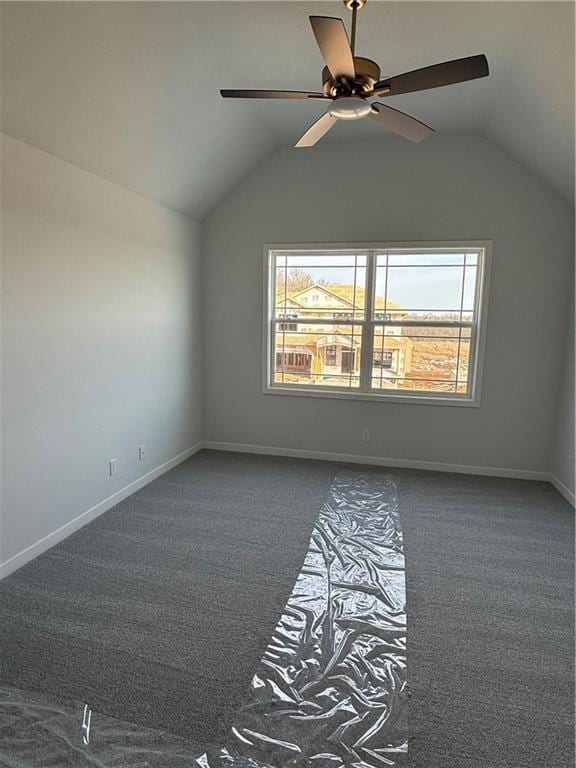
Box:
0;469;407;767
0;686;204;767
207;468;407;768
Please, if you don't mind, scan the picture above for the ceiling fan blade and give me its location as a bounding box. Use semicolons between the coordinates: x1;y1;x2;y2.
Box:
373;54;489;97
220;89;328;100
370;103;434;143
295;112;338;148
309;16;355;81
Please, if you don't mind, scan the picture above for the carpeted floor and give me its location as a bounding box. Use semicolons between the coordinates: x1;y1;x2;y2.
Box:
0;451;337;743
394;469;574;768
0;449;574;767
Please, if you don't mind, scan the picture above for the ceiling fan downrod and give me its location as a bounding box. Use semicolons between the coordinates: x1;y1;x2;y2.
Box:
344;0;366;56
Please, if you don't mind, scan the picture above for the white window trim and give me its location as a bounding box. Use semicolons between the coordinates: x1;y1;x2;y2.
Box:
262;240;492;407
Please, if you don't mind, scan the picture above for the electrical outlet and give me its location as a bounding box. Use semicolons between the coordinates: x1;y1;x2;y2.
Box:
109;458;118;477
362;428;370;442
138;444;145;461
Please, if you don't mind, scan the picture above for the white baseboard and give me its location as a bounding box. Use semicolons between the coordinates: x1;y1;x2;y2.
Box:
549;473;576;507
0;441;204;581
203;440;550;481
3;439;570;582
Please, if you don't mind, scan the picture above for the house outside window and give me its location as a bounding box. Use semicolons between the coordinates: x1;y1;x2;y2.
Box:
374;350;394;369
326;345;338;365
264;242;491;405
278;313;298;331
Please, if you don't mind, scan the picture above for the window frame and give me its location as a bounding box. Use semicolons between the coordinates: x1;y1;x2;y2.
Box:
262;241;492;407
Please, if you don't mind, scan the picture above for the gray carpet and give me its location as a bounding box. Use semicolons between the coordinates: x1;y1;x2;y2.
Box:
0;451;337;743
393;469;574;768
0;450;574;767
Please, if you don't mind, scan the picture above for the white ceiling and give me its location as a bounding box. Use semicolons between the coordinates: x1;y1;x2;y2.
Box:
2;2;573;217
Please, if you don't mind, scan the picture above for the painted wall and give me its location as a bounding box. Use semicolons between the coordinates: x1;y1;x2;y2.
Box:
552;291;575;497
1;135;203;567
203;135;574;474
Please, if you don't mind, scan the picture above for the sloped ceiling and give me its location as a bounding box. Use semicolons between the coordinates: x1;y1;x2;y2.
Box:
1;1;573;218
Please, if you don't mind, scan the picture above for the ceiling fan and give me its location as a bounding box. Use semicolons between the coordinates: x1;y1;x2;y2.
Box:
220;0;489;147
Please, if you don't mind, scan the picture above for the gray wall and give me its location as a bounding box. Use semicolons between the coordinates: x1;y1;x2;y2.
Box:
203;135;574;474
2;130;572;572
1;135;203;566
552;291;575;496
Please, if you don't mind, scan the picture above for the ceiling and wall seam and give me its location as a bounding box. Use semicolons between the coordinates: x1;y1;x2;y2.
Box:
0;131;201;224
4;128;571;229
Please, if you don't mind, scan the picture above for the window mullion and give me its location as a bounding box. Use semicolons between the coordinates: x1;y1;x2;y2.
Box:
377;320;474;328
360;252;376;392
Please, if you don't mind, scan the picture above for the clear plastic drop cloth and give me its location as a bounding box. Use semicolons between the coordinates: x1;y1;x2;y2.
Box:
0;685;205;767
206;468;407;768
0;469;406;768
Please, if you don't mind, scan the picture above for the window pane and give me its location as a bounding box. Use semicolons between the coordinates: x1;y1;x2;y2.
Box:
385;253;466;267
457;336;471;385
282;253;367;268
374;253;479;322
463;265;478;312
274;253;366;319
385;266;463;313
274;323;362;389
371;325;471;394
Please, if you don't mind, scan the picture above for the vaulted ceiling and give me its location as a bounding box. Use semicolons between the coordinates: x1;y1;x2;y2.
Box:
2;1;573;217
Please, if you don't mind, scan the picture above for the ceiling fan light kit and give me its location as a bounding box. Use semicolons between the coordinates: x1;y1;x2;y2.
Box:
221;0;489;148
329;96;372;120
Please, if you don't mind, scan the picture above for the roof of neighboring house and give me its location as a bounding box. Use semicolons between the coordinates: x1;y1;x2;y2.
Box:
277;333;359;349
327;284;403;313
277;330;413;351
275;296;302;308
372;335;414;350
286;284;353;306
276;289;339;307
276;283;406;314
276;344;311;355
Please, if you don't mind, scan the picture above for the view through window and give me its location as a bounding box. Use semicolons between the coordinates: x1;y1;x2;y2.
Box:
266;244;488;403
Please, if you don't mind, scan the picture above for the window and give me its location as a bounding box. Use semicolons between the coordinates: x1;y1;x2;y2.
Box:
264;243;490;405
374;350;394;369
278;313;298;331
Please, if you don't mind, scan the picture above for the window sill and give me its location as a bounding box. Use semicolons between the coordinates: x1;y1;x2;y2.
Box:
263;384;481;407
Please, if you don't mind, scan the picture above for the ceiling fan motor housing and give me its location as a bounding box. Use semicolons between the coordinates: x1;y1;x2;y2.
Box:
322;56;381;96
